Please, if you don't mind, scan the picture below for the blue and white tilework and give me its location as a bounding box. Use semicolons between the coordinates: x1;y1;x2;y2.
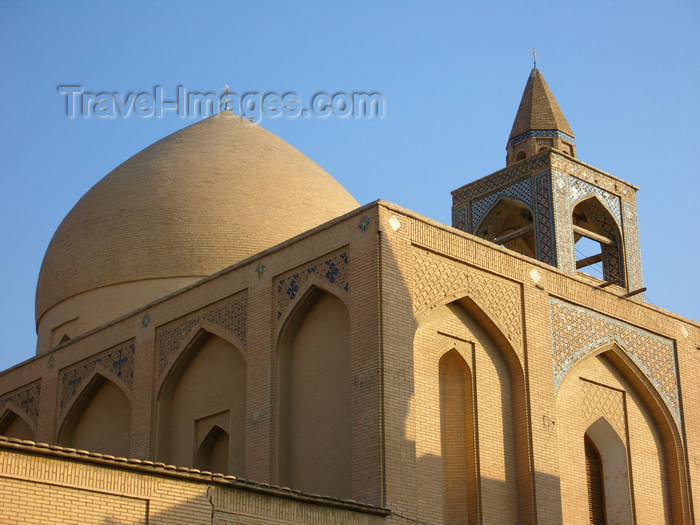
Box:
623;202;644;297
569;177;622;226
470;177;533;232
550;298;680;432
1;381;40;426
508;129;575;148
60;341;135;414
277;250;349;321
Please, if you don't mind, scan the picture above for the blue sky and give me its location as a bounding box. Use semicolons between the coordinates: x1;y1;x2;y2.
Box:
1;1;699;370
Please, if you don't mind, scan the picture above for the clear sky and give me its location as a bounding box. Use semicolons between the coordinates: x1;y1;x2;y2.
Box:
1;1;699;371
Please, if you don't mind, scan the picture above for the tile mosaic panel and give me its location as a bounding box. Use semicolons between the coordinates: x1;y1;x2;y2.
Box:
470;177;533;232
157;292;247;376
534;172;556;266
570;177;622;226
60;340;135;414
1;381;40;426
550;298;680;430
623;202;644;296
277;250;349;321
452;154;550;205
552;170;575;273
413;251;523;355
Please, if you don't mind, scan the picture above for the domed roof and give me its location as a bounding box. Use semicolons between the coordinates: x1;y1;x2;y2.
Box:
36;112;359;326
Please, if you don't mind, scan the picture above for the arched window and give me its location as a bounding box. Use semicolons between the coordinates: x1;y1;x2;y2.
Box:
195;424;230;474
516;150;527;161
585;435;606;524
0;409;34;441
572;197;625;286
475;198;536;258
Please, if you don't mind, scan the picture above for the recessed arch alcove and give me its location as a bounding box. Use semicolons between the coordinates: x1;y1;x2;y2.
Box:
157;329;246;475
277;286;351;499
0;408;35;441
58;374;131;457
474;197;536;258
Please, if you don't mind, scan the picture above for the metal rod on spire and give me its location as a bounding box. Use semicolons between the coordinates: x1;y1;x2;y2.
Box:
529;48;538;68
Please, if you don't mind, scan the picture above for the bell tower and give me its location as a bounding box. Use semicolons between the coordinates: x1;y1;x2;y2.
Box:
452;68;645;297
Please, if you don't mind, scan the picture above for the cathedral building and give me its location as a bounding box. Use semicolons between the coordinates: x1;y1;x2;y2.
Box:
0;68;698;524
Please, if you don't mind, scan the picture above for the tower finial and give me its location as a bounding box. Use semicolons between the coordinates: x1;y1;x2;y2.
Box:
529;48;538;68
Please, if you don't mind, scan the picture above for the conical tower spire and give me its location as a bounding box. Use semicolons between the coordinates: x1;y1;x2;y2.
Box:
506;68;575;165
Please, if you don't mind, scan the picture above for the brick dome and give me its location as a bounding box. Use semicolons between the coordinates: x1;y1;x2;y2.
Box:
35;112;358;343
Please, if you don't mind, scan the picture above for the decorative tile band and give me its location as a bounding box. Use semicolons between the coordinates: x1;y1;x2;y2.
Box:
534;172;556;266
157;292;247;376
623;202;644;297
277;249;349;321
550;298;680;430
470;177;533;232
1;382;40;426
508;129;575;148
60;340;135;414
452;154;550;205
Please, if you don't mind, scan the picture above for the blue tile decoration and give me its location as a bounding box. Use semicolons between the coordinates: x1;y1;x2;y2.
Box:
142;313;151;327
569;177;622;226
60;340;135;414
255;263;266;277
534;172;556;265
508;129;575;148
358;216;370;231
623;202;644;298
550;298;680;432
157;291;247;376
452;154;550;205
552;170;575;273
452;206;467;232
1;381;40;426
470;177;533;233
277;250;349;321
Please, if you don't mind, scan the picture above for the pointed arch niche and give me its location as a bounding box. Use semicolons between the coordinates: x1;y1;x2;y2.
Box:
0;409;35;441
277;287;351;499
572;196;625;285
556;349;688;524
157;330;246;475
411;300;528;524
474;198;536;258
58;374;131;457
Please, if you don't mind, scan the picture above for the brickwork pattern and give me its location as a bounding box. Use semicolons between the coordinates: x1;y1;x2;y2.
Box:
623;202;645;295
0;440;387;525
452;205;467;232
551;154;637;201
534;172;556;265
157;291;247;376
581;379;626;439
1;382;40;427
470;177;533;232
59;340;135;414
550;298;680;429
452;154;550;205
276;249;349;321
413;251;523;355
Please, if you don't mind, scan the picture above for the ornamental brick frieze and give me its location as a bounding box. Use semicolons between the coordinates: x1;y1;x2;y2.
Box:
276;249;349;323
413;251;523;356
60;340;135;414
550;154;636;201
1;381;40;426
581;379;626;440
157;292;247;376
550;298;680;430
